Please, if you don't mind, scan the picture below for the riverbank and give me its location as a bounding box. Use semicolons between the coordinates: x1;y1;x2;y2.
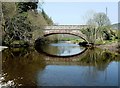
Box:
0;41;119;54
96;42;119;53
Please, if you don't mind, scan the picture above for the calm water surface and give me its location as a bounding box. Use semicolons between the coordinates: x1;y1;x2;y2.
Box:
0;42;119;87
40;42;85;56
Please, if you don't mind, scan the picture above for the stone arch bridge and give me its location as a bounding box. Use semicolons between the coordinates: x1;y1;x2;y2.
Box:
33;25;89;43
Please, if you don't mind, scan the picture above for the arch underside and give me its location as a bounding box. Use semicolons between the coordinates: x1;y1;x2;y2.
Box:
43;33;88;42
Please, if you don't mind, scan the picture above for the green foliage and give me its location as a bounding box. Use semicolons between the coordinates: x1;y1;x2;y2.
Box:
27;11;47;27
84;12;117;44
81;27;98;44
3;13;33;46
1;2;54;46
17;2;38;13
2;2;16;19
103;29;112;40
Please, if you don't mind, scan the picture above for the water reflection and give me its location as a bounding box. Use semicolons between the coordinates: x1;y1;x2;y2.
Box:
1;48;46;86
1;47;120;86
35;42;86;57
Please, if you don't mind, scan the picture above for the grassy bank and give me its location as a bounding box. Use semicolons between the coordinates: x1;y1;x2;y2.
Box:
96;41;119;54
58;37;119;53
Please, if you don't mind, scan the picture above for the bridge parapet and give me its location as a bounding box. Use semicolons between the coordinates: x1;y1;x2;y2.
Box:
44;25;88;30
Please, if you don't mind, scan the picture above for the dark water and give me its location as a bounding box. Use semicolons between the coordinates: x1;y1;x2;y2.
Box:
0;42;120;87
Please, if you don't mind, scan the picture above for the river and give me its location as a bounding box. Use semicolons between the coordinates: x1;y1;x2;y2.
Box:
0;41;119;87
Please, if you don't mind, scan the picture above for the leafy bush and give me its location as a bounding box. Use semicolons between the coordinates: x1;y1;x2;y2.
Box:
3;13;33;46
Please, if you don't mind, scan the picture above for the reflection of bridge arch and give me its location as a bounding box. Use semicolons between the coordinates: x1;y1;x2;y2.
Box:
35;45;88;58
35;48;90;65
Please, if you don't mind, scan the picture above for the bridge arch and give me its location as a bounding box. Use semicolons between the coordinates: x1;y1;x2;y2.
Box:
43;29;89;43
33;25;89;44
42;33;88;42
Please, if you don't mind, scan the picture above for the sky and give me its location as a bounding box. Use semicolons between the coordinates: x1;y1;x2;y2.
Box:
118;2;120;23
38;1;118;25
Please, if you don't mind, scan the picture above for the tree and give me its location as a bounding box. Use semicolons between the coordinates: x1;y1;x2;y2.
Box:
87;13;111;42
3;13;33;46
93;12;111;27
2;2;39;46
83;12;111;44
2;1;54;46
93;13;111;41
17;2;38;13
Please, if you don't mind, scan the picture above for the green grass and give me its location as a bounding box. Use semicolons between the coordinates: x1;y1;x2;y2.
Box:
58;37;85;43
11;40;26;45
95;39;118;45
103;39;118;44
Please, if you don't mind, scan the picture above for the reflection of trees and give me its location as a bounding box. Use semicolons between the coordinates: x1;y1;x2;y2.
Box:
75;48;119;83
78;48;119;70
2;48;46;86
36;46;120;69
40;44;61;56
1;47;120;86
